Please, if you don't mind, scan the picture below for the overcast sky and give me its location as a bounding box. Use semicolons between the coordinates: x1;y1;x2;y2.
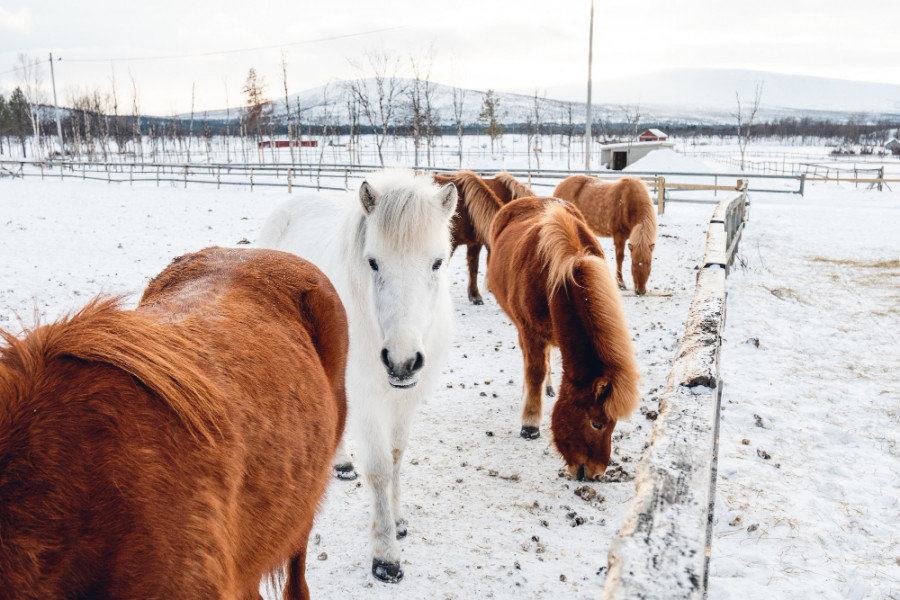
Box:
1;0;898;115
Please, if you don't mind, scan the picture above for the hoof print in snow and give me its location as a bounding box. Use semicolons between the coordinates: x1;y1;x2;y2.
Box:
372;558;404;583
566;511;585;527
520;425;540;439
757;448;772;460
333;463;358;480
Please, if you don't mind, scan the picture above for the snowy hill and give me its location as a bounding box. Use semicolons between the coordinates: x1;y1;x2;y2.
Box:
179;69;900;126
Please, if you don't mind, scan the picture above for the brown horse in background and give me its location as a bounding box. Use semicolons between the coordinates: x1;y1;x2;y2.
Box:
435;170;533;304
488;197;641;480
553;175;657;295
0;247;348;600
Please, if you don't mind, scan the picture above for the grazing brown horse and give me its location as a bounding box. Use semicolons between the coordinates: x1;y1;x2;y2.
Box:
0;246;348;600
553;175;657;295
488;197;641;480
435;170;534;304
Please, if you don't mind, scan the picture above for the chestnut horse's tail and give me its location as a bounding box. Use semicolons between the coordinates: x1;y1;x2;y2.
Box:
537;203;640;420
1;298;223;443
455;170;505;244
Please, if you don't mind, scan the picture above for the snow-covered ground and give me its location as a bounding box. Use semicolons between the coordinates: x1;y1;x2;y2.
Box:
1;172;706;598
709;185;900;599
2;168;897;598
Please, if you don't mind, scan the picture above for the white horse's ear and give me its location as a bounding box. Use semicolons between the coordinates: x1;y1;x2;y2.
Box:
360;181;378;214
438;183;458;218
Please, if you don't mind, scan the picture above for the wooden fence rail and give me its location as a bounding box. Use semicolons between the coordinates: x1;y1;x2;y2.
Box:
602;186;749;600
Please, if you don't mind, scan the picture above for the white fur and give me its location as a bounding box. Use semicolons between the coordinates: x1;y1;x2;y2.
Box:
258;169;457;568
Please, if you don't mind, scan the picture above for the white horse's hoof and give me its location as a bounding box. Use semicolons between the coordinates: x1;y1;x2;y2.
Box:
520;425;540;439
372;558;404;583
333;463;358;480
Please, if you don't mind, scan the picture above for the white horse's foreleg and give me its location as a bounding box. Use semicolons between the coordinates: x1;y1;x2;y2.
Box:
362;431;404;583
390;413;414;539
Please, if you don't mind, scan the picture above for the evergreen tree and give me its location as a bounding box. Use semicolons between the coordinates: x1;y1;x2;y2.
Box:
478;89;503;155
8;87;30;158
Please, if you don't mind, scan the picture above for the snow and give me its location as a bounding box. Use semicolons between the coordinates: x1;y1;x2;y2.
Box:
624;148;724;174
708;185;900;599
2;166;898;598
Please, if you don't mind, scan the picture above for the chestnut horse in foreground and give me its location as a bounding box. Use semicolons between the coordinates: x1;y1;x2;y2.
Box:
553;175;657;295
435;170;534;304
488;198;641;480
0;247;348;599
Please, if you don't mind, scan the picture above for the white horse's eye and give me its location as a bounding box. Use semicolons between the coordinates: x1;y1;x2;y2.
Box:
368;258;379;272
432;259;443;271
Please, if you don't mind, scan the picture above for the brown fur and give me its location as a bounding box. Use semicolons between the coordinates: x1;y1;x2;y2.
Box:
488;198;641;480
435;170;520;304
553;175;658;294
0;246;348;600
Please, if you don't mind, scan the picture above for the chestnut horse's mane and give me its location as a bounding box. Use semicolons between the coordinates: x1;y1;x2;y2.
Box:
0;298;222;442
495;171;534;200
455;170;505;243
535;203;640;420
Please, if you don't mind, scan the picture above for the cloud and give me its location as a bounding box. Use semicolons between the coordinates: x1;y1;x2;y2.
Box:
0;7;31;33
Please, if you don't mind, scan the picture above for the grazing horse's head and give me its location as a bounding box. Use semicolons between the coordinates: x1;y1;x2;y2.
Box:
628;238;654;296
551;376;618;481
357;170;458;389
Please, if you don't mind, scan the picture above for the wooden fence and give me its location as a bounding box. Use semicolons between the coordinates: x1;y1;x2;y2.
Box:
602;184;749;599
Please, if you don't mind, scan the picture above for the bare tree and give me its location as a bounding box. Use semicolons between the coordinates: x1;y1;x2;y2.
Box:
347;49;404;167
187;82;195;162
734;83;763;170
451;84;467;169
281;52;295;164
16;54;44;160
130;74;143;161
622;103;642;143
243;67;272;161
566;102;575;170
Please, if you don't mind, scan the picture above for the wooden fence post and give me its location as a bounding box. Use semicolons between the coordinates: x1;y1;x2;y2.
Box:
657;176;665;216
287;168;292;194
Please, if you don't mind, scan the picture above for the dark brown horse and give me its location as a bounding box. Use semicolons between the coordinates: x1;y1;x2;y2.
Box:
435;170;533;304
488;197;641;480
553;175;657;295
0;246;348;600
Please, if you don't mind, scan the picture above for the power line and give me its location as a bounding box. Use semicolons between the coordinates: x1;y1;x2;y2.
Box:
61;25;406;64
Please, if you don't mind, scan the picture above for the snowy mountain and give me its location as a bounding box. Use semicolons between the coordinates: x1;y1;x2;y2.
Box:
179;69;900;126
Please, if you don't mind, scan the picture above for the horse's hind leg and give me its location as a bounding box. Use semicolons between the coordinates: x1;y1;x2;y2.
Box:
284;540;311;600
613;233;628;290
519;333;547;439
332;438;357;480
466;244;484;305
544;346;555;398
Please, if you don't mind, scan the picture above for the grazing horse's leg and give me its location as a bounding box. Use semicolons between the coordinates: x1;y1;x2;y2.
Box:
543;345;555;398
613;233;628;290
332;438;357;481
363;427;404;583
519;332;547;439
466;244;484;305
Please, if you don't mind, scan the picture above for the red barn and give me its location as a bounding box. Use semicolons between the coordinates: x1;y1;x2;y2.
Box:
638;129;668;142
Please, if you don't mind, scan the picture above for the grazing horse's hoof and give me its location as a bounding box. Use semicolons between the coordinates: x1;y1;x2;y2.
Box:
520;425;540;439
396;520;408;539
469;293;484;305
333;463;358;481
372;558;404;583
617;281;627;291
545;384;555;397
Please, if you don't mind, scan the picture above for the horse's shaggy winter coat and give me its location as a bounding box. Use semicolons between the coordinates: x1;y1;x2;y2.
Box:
0;247;348;600
553;175;657;294
488;198;641;480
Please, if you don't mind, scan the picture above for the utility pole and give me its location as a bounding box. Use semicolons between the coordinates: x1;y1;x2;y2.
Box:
49;53;64;156
584;0;594;171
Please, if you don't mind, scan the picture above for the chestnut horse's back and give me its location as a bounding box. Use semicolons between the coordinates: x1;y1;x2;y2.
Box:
0;247;347;599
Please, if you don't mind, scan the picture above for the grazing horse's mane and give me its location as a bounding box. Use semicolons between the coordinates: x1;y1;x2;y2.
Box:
495;171;534;200
0;298;222;442
536;203;640;420
454;170;505;243
629;188;658;249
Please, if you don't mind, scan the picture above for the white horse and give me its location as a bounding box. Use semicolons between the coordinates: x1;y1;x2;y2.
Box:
257;169;457;584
